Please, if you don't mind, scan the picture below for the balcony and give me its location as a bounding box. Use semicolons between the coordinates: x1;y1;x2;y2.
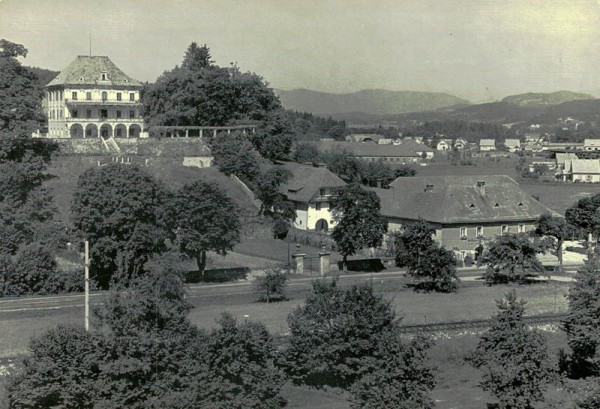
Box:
65;98;143;106
65;117;143;123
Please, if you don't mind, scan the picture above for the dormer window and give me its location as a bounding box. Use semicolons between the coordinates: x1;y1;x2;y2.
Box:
469;203;475;208
518;202;524;207
100;72;108;81
494;203;500;208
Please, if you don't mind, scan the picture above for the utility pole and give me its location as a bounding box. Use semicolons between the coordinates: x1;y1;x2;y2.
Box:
84;240;90;331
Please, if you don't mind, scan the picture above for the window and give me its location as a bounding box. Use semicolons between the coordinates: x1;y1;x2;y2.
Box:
116;92;122;101
86;128;92;137
518;224;525;233
319;188;326;196
86;92;92;100
100;109;108;119
71;91;77;100
129;110;135;119
129;93;135;101
86;109;92;118
315;203;321;211
101;91;107;102
101;73;107;80
459;227;467;239
71;109;78;118
501;225;509;235
116;127;122;137
116;110;121;118
476;226;484;238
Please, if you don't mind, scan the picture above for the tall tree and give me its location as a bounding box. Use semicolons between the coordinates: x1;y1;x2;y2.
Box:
211;131;261;186
534;213;574;272
393;218;435;268
466;291;554;409
71;164;168;288
565;194;600;247
562;256;600;378
163;181;241;280
181;42;213;71
484;233;543;284
330;184;387;269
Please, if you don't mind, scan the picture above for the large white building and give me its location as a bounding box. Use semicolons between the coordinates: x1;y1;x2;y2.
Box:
43;56;144;138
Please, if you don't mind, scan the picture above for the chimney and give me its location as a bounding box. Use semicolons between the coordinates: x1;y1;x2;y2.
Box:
476;180;486;196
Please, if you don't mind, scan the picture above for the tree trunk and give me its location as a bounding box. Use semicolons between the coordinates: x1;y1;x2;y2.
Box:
342;254;348;272
196;251;207;281
556;239;563;273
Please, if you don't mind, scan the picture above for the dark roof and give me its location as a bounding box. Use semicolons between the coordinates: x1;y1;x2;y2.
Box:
47;56;142;87
374;175;554;224
314;140;433;158
278;162;346;203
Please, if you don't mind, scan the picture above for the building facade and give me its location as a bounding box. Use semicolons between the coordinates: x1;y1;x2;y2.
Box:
43;56;144;138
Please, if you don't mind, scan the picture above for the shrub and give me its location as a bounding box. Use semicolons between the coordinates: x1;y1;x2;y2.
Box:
4;242;60;295
254;268;288;303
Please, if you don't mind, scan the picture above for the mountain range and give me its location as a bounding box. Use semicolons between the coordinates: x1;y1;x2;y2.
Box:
276;88;596;125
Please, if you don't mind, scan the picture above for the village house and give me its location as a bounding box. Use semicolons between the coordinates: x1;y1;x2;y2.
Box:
555;152;579;170
278;162;346;232
561;159;600;183
314;140;434;163
373;175;554;261
436;139;452;151
504;138;521;153
479;139;496;151
584;139;600;151
453;138;469;150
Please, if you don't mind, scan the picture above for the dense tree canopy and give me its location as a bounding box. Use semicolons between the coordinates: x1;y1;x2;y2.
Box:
534;213;574;272
71;164;169;288
330;184;387;268
484;233;543;284
211;131;262;186
162;181;241;280
565;193;600;244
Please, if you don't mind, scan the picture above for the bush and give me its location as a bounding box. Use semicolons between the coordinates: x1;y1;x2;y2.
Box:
336;258;385;272
4;243;61;295
254;268;288;302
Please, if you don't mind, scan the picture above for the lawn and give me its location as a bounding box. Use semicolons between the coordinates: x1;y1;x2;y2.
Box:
520;180;600;214
0;278;579;408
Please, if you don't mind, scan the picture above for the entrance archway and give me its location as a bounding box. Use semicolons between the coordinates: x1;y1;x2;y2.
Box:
114;124;127;138
315;219;329;232
100;124;113;138
85;123;98;138
129;124;142;138
69;123;84;138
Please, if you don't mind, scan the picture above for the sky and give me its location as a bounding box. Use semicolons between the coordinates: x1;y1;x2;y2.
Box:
1;0;599;102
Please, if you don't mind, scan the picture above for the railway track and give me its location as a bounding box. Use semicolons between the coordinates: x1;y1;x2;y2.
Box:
398;312;570;334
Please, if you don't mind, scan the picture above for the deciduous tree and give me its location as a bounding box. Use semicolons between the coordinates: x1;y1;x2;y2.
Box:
211;131;261;186
535;213;574;272
254;268;288;303
565;193;600;247
163;181;241;280
484;233;543;284
330;184;387;270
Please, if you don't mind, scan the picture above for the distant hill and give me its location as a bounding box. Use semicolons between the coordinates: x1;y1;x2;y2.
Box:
275;88;470;117
501;91;594;108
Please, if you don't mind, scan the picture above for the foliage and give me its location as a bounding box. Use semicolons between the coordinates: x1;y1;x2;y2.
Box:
280;280;400;389
254;268;288;303
466;291;554;409
349;333;436;409
562;257;600;378
393;219;458;292
292;142;321;164
484;233;543;284
254;167;293;217
565;193;600;242
2;242;61;296
330;184;387;268
358;160;394;188
71;164;168;288
211;131;261;186
394;166;417;177
163;181;241;280
8;270;286;408
248;110;296;161
322;150;362;182
534;213;574;272
271;216;290;240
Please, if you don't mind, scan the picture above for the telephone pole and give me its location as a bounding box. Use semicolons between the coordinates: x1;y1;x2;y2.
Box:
84;240;90;331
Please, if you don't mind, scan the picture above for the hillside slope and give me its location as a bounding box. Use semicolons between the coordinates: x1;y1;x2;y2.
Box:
275;88;469;116
501;91;594;107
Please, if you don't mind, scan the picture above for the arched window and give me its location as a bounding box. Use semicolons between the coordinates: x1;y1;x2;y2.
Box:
102;91;107;102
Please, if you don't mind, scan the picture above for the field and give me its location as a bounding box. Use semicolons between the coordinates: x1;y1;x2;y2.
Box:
0;277;574;408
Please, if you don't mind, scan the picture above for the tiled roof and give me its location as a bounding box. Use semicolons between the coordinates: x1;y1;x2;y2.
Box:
278;162;346;203
505;139;521;147
314;140;433;158
375;175;554;224
47;56;142;87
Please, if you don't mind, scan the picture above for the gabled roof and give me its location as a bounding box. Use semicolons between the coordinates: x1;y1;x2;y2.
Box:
505;139;521;147
376;175;554;224
314;140;433;158
278;162;346;203
584;138;600;147
47;56;142;87
570;159;600;174
479;139;496;147
556;152;579;165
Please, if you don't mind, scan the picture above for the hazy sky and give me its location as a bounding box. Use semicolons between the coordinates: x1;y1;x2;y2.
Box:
1;0;599;102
